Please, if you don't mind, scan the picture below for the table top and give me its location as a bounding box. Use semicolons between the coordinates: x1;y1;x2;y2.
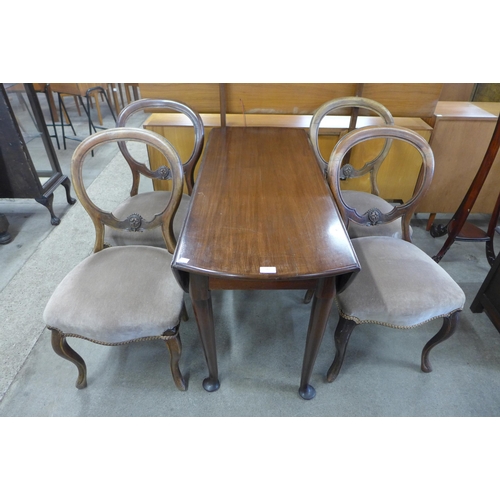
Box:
172;127;359;281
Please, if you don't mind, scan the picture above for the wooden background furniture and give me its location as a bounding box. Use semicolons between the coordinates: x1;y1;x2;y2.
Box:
418;102;500;219
171;126;360;400
0;83;75;226
48;83;117;149
141;83;437;203
140;83;443;117
144;113;433;200
139;84;500;224
439;83;476;101
431;113;500;264
471;250;500;333
106;83;141;116
144;113;432;201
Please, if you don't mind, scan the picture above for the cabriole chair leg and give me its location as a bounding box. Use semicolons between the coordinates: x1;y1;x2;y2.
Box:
164;331;186;391
421;311;459;373
50;329;87;389
326;317;357;382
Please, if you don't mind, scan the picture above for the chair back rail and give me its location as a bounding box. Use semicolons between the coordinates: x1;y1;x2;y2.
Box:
71;127;184;253
327;125;435;242
116;98;204;195
310;97;395;196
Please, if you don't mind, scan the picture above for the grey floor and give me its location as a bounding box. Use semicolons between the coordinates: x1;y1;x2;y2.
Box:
1;86;500;417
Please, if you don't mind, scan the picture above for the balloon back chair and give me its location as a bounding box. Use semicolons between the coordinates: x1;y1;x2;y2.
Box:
43;127;187;391
304;96;398;305
105;98;204;248
310;96;404;239
324;125;465;383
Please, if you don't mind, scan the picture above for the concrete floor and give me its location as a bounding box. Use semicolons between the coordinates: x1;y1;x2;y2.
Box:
1;86;500;417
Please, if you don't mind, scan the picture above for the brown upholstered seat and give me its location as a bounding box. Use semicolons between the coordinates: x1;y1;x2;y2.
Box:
43;127;187;391
324;125;465;382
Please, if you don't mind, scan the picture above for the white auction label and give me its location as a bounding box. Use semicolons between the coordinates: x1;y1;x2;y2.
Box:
260;266;277;273
178;257;190;263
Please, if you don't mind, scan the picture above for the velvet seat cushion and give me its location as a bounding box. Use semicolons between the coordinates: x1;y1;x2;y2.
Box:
337;236;465;328
106;191;190;247
343;190;409;239
43;246;184;344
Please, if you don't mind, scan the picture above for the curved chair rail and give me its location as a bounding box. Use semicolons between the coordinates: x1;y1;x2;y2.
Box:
116;98;204;195
71;127;184;253
327;125;434;242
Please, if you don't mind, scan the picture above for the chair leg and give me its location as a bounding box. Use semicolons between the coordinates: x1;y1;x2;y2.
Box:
72;95;81;116
181;301;189;322
164;331;186;391
94;92;103;126
109;84;121;115
303;289;314;304
57;93;77;150
58;94;66;150
421;311;460;373
326;316;357;382
50;329;87;389
81;95;97;136
101;88;117;122
43;90;60;150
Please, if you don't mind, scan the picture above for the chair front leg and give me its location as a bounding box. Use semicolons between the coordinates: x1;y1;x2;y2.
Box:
421;311;460;373
164;329;186;391
326;317;357;382
50;329;87;389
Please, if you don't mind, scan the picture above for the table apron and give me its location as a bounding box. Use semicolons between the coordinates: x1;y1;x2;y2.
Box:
208;277;322;290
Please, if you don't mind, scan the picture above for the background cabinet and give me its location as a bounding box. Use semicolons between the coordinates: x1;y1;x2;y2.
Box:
418;102;500;215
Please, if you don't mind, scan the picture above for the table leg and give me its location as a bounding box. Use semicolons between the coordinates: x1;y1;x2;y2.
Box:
189;273;220;392
299;277;336;400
